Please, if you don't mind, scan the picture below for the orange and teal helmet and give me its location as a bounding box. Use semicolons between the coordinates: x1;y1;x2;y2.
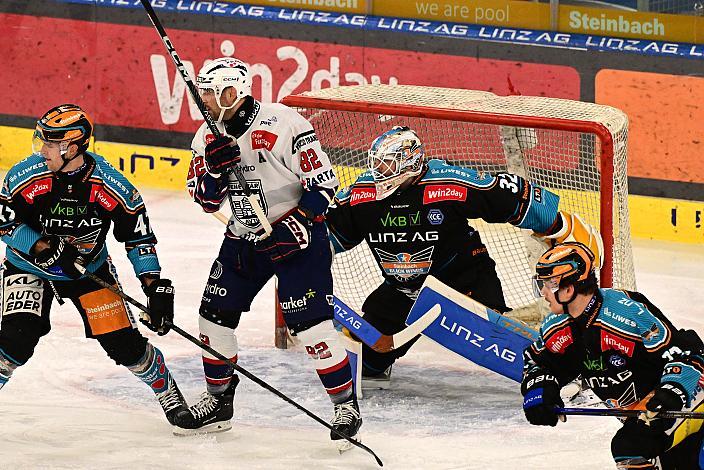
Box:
33;104;93;155
533;242;595;296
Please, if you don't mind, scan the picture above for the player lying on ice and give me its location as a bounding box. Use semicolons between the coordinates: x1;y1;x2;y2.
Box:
325;125;603;389
522;241;704;469
174;57;362;450
0;104;187;425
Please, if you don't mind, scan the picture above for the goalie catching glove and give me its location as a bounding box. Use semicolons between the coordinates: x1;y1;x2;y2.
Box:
255;207;314;263
538;211;604;269
140;278;175;335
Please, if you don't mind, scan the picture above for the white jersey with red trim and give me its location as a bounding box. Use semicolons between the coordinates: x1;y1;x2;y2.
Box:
187;99;337;237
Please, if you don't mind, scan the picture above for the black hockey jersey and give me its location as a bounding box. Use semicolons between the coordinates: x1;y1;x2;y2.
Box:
326;159;560;293
0;152;161;280
523;289;704;410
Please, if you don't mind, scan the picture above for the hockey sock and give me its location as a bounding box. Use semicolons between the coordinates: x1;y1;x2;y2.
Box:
128;344;172;394
297;320;354;404
199;316;238;395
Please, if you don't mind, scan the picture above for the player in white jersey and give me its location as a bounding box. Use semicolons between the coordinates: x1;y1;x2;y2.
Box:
175;58;362;448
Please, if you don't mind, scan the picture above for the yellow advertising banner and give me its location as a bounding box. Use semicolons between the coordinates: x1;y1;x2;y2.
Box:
630;195;704;244
93;141;191;191
0;126;33;167
224;0;704;43
2;125;701;244
373;0;549;29
0;126;191;191
227;0;369;14
559;5;704;43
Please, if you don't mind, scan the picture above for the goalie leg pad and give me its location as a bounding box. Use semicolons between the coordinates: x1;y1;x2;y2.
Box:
199;313;238;394
409;278;533;382
296;320;353;404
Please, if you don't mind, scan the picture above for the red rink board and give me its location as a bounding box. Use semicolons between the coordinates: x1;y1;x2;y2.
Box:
1;13;580;135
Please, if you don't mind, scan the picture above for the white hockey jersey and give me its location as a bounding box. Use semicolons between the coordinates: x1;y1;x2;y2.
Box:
187;99;338;238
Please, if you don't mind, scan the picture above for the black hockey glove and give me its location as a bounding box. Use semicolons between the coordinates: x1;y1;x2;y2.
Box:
33;236;84;279
643;382;687;427
521;372;564;426
204;136;241;176
255;208;312;263
611;417;668;462
141;278;175;336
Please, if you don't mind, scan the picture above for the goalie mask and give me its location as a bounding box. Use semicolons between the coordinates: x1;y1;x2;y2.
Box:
196;57;252;122
368;126;425;200
32;104;93;171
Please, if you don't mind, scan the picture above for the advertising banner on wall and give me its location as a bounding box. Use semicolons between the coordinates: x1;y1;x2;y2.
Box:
372;0;549;30
222;0;704;44
0;12;579;136
559;5;704;44
240;0;369;14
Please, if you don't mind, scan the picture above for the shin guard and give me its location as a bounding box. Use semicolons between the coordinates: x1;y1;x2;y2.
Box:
199;315;238;394
0;350;18;391
296;320;353;404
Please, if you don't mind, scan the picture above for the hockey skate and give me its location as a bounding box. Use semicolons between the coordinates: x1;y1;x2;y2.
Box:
361;365;392;390
172;376;239;436
156;378;189;425
330;394;362;453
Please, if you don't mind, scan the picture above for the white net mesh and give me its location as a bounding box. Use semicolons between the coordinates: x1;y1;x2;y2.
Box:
284;85;635;316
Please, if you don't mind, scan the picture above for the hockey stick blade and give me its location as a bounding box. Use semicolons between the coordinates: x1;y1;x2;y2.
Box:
556;407;704;420
75;266;383;466
167;323;383;466
392;304;442;347
332;295;440;349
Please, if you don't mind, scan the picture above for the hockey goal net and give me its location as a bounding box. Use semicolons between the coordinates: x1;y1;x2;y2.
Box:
276;84;635;347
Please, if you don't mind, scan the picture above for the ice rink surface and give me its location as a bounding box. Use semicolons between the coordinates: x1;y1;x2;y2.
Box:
1;189;702;470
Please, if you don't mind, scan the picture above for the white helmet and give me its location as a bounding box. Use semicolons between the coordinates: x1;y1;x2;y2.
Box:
196;57;252;120
368;126;425;200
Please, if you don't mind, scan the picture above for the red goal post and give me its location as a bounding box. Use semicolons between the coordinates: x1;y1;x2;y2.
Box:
275;85;635;348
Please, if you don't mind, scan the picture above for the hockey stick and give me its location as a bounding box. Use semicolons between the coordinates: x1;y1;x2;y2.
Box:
73;265;383;466
556;407;704;420
333;295;441;351
138;0;272;236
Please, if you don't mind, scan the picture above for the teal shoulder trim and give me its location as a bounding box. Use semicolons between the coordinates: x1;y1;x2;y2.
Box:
540;312;571;335
91;153;144;211
5;154;50;194
422;159;495;188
